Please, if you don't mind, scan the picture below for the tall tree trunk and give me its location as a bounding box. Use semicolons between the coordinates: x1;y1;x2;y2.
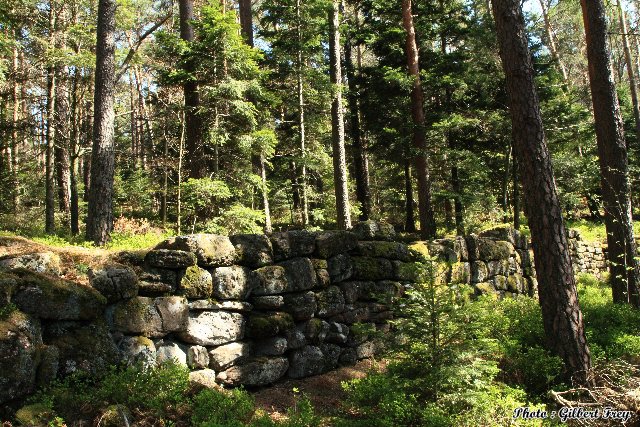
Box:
581;0;640;306
512;152;520;230
11;38;19;211
296;0;309;226
239;0;271;232
86;0;117;246
404;162;416;232
179;0;205;179
539;0;568;82
501;144;511;223
69;66;80;235
45;3;57;234
55;64;71;225
452;165;463;235
492;0;592;382
401;0;435;239
329;0;352;230
345;8;371;221
617;0;640;146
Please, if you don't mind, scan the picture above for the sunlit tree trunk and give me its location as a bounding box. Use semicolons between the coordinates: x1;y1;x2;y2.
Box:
402;0;435;239
45;2;57;234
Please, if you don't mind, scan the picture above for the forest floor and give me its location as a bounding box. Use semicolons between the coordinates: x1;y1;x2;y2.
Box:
253;358;387;422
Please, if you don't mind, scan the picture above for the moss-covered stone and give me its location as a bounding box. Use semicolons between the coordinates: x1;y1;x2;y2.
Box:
15;403;53;426
352;221;396;241
179;265;213;299
270;230;316;261
0;252;61;275
36;344;59;387
407;241;430;262
145;249;197;269
43;320;119;377
10;269;106;320
155;234;236;267
507;274;525;293
355;241;411;261
89;263;139;303
246;312;294;338
351;257;393;281
315;231;358;259
474;282;498;297
315;286;345;318
477;239;515;261
450;262;471;284
0;310;41;405
112;296;163;336
311;258;328;270
212;265;258;300
230;234;273;268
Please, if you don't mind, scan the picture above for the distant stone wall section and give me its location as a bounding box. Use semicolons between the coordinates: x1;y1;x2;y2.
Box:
567;230;607;279
0;222;607;408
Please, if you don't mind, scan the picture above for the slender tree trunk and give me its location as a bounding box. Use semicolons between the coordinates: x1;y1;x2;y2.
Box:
492;0;592;382
128;70;139;168
54;64;71;225
179;0;205;179
452;165;463;235
45;3;57;234
329;0;352;230
501;144;511;223
70;67;80;235
296;0;309;226
617;0;640;146
11;39;19;211
86;0;117;246
404;162;416;232
581;0;640;306
402;0;435;239
539;0;568;82
345;8;371;221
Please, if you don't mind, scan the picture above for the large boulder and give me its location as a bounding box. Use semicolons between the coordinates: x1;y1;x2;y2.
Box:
230;234;273;268
111;296;188;337
178;266;213;299
351;257;393;281
352;221;396;241
354;241;411;262
145;249;197;269
178;311;245;346
327;254;353;282
253;265;288;295
155;234;236;267
246;312;294;338
0;310;42;405
89;264;139;303
208;341;252;371
212;265;258;300
218;357;289;386
287;345;325;378
118;336;156;369
10;269;106;320
280;257;317;292
315;231;358;259
270;230;316;261
0;252;61;275
315;286;345;317
43;320;119;376
283;291;317;321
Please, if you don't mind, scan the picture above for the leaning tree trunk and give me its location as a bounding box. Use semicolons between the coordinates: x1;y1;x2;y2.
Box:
492;0;592;382
581;0;640;306
179;0;205;179
86;0;117;246
539;0;568;82
401;0;435;239
329;0;352;230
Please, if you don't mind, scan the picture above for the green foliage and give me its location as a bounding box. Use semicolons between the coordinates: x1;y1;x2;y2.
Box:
191;388;257;426
0;302;18;320
577;274;640;362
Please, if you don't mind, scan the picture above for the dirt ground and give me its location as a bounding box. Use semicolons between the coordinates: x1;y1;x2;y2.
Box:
252;359;387;422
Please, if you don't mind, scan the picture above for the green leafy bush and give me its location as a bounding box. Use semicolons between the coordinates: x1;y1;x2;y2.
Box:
191;388;257;426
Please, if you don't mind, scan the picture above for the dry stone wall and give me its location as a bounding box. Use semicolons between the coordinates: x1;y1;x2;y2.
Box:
1;222;602;409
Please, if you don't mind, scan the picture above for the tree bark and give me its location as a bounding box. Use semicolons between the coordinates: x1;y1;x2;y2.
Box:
401;0;435;239
296;0;309;226
345;8;371;221
86;0;117;246
581;0;640;306
55;64;71;225
329;0;352;230
45;2;57;234
512;152;520;230
179;0;205;179
10;37;19;211
238;0;253;47
492;0;592;382
404;162;416;232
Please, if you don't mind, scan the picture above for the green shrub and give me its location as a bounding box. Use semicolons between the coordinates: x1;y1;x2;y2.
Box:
192;388;257;426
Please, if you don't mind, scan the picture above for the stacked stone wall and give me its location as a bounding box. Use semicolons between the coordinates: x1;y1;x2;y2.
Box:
1;222;596;408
